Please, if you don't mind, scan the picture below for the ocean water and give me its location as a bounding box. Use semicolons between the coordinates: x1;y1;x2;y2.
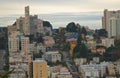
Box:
0;12;103;29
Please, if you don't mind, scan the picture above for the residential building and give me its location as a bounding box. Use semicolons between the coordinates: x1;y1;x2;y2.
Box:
8;25;17;34
44;51;61;62
9;68;26;78
48;66;72;78
16;17;25;33
114;60;120;75
49;66;61;78
29;43;36;53
8;32;30;54
107;64;116;76
102;9;120;38
93;57;100;63
33;58;48;78
74;58;87;66
87;39;96;49
36;43;46;53
101;38;114;47
78;62;109;78
37;19;44;34
57;67;72;78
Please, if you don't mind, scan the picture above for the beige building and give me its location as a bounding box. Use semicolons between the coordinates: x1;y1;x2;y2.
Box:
16;17;25;32
57;74;72;78
7;25;17;34
25;6;29;17
101;38;114;47
21;36;30;53
8;37;19;53
107;64;116;76
37;19;44;34
74;58;87;66
102;9;120;38
8;6;44;36
33;58;48;78
87;40;96;49
8;31;30;54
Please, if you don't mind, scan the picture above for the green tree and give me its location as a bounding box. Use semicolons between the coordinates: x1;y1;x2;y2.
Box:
43;21;53;30
76;23;81;33
0;69;14;78
73;34;88;58
66;22;77;32
115;39;120;48
81;26;87;36
62;42;70;52
77;34;82;45
80;43;88;58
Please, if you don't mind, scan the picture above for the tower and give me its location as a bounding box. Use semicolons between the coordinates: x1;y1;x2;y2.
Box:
102;9;120;38
25;6;30;17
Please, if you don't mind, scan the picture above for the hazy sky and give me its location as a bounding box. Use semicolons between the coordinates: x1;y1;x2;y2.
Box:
0;0;120;29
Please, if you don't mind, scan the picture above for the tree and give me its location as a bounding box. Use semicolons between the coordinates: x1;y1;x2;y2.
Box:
36;35;44;43
115;39;120;48
0;69;14;78
80;43;88;58
76;23;82;33
43;21;53;30
33;51;43;60
77;34;82;45
73;34;88;58
81;26;87;36
66;22;77;32
62;42;70;52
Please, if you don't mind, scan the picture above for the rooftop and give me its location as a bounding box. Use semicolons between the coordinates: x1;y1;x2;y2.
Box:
33;58;46;62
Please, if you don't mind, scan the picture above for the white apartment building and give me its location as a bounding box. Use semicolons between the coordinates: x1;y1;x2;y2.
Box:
44;51;61;62
78;63;109;78
74;58;87;66
101;38;114;47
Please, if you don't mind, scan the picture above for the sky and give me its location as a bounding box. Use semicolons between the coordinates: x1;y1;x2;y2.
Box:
0;0;120;29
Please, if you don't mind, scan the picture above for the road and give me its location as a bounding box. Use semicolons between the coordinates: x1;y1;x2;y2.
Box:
61;51;80;78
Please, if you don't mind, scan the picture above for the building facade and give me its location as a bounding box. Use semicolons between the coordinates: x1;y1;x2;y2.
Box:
102;9;120;38
33;58;48;78
44;51;61;62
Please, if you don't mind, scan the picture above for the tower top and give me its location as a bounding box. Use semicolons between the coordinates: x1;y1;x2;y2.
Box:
25;6;29;17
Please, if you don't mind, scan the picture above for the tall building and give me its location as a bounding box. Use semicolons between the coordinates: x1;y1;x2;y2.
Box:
8;31;30;54
25;6;30;17
16;17;25;33
8;6;48;36
33;58;48;78
102;9;120;38
29;15;38;36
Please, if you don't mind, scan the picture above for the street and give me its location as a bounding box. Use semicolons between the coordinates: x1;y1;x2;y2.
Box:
61;51;80;78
